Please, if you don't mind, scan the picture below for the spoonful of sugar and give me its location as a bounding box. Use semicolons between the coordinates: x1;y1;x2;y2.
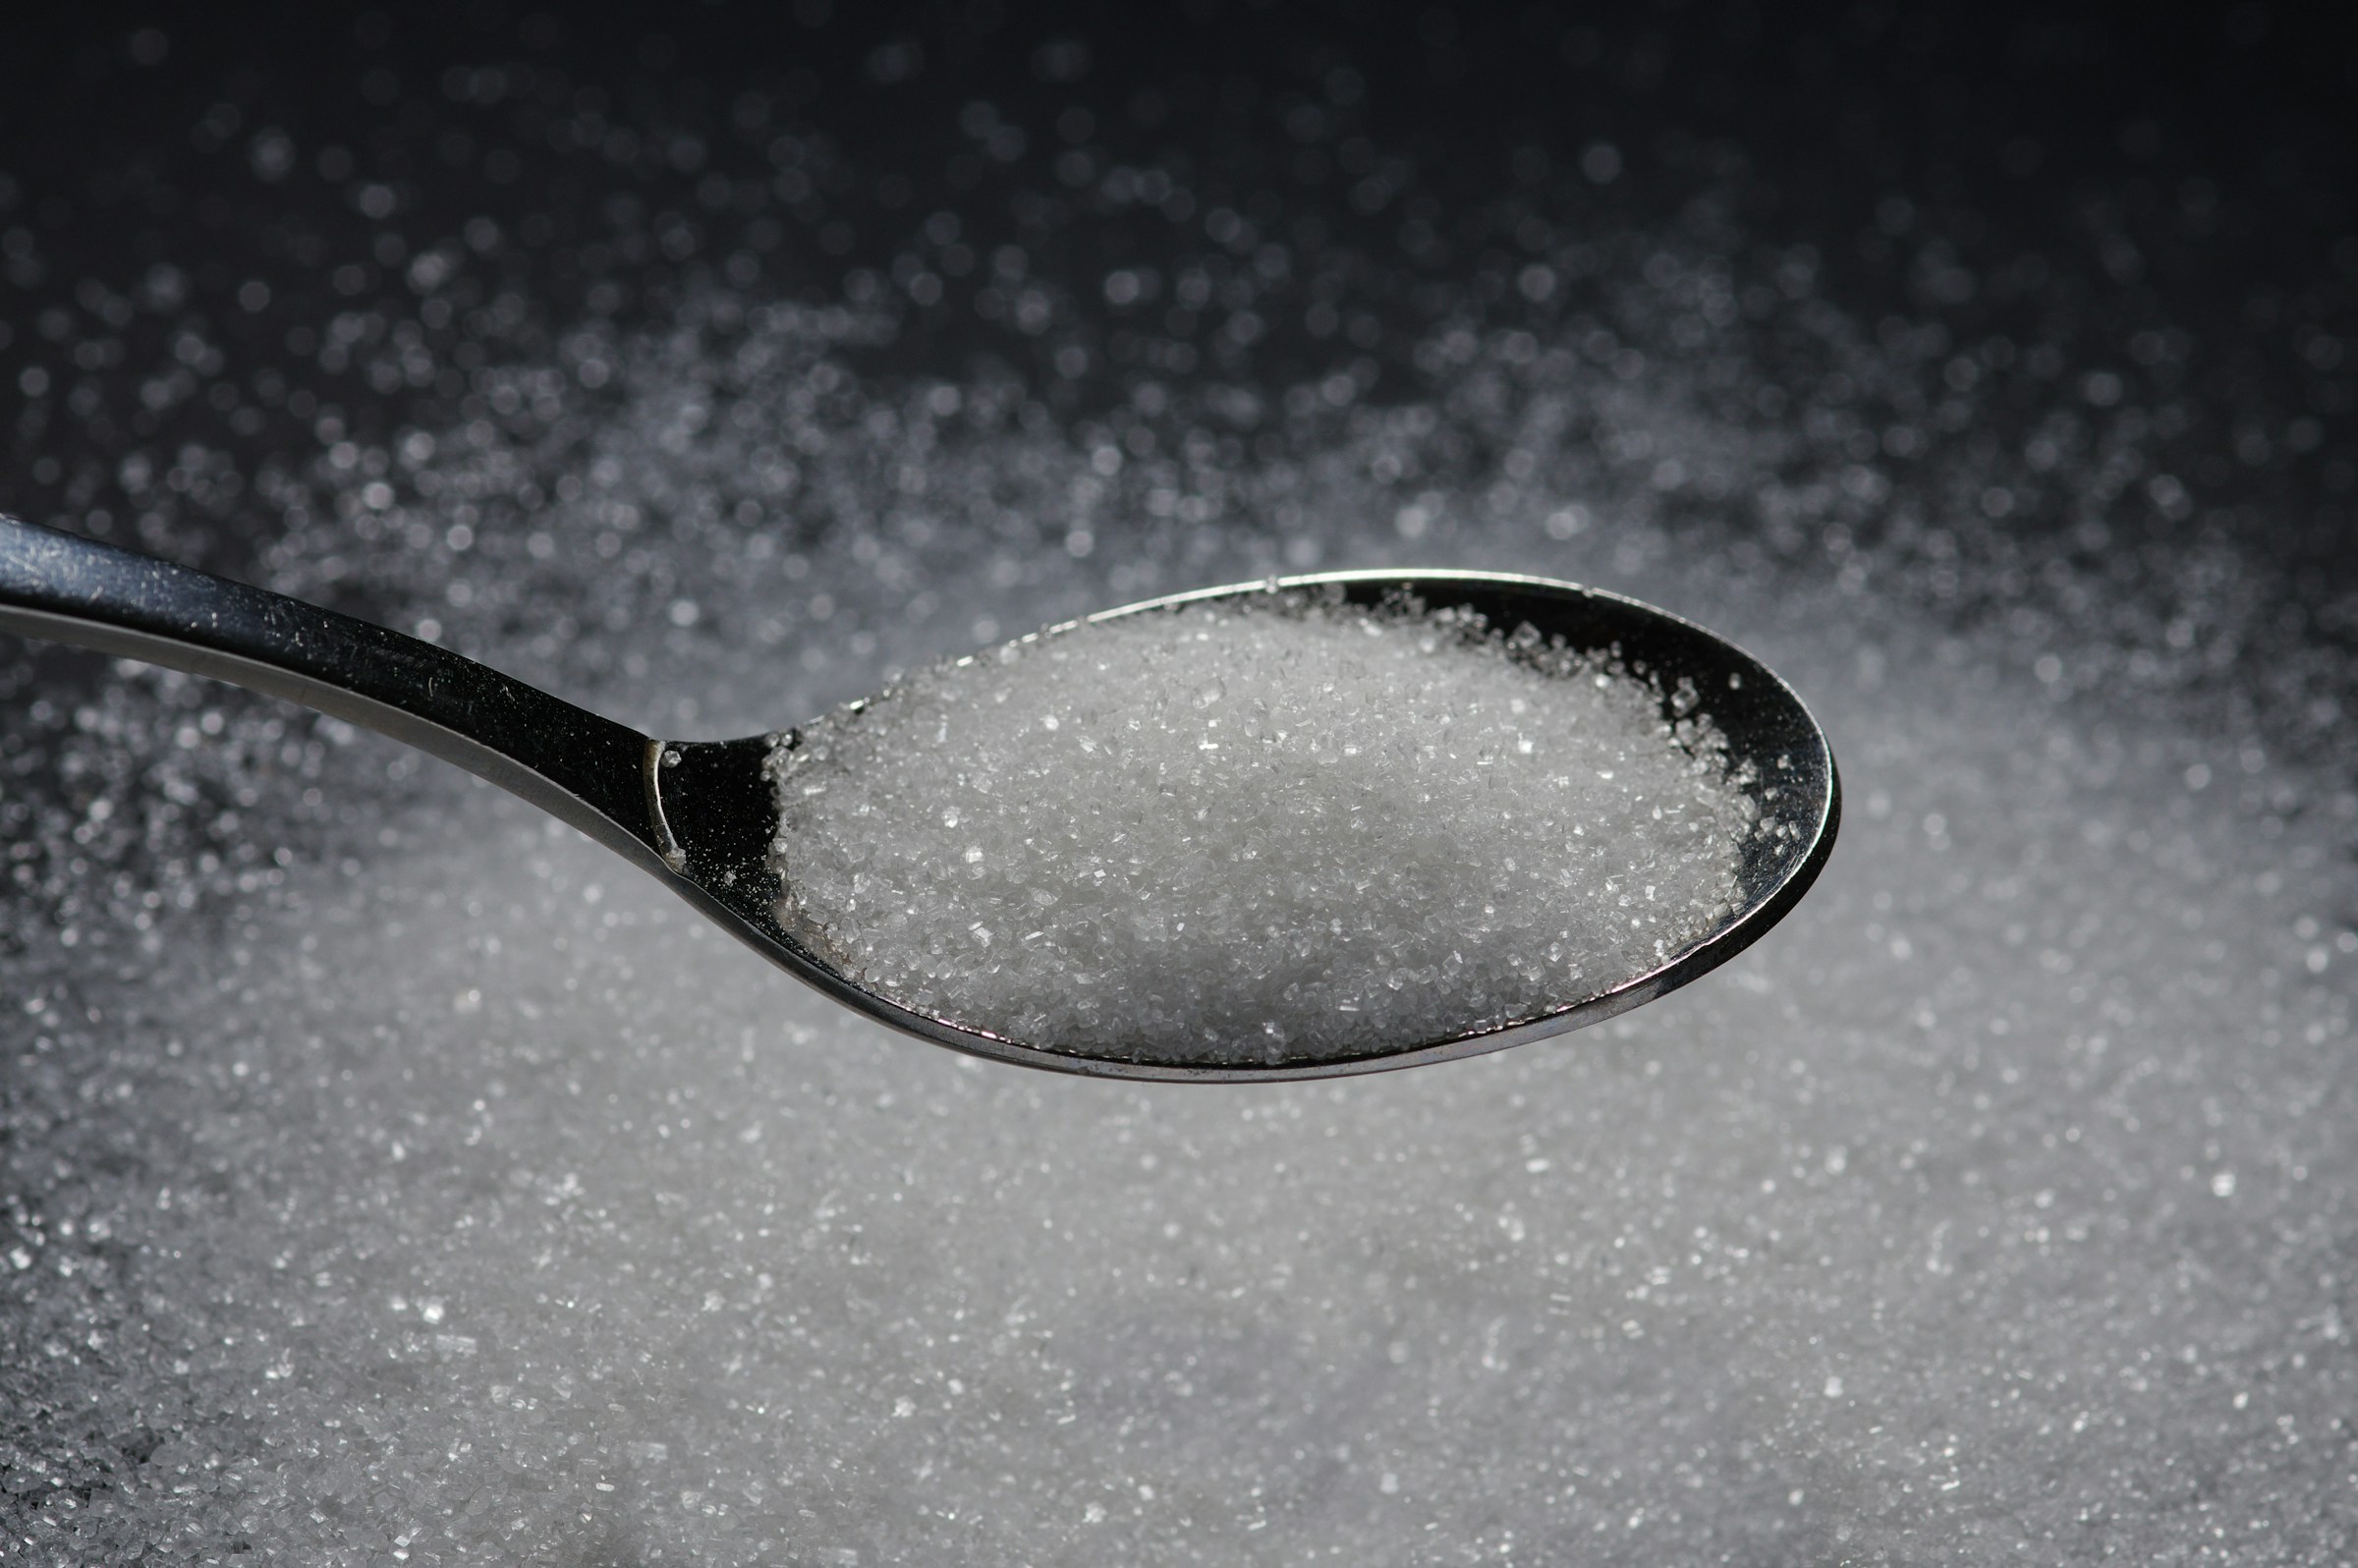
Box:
0;515;1836;1081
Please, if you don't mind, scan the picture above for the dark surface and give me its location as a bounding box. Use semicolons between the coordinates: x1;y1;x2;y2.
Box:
5;3;2352;568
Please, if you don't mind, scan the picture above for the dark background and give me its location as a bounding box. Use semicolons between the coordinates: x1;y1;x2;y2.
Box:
4;0;2352;572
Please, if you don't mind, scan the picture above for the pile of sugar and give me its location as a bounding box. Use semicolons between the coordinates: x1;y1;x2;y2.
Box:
768;592;1754;1063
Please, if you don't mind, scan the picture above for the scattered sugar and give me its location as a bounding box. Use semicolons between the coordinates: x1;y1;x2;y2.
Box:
770;592;1752;1063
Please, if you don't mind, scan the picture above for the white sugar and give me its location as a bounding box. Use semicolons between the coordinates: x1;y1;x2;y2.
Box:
768;590;1754;1064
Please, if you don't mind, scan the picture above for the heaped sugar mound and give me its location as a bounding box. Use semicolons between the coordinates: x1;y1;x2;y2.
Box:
768;590;1754;1064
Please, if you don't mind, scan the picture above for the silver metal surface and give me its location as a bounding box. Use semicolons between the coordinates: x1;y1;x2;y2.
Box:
0;516;1837;1081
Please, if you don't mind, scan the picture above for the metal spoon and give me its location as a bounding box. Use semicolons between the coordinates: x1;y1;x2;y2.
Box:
0;514;1837;1082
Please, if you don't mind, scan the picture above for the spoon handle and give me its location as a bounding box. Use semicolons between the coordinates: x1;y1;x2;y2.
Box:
0;514;668;870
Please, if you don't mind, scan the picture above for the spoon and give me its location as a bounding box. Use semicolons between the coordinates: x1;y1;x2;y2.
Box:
0;514;1837;1082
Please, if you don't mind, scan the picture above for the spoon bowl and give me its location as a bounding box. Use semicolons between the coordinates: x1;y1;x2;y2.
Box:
0;518;1836;1082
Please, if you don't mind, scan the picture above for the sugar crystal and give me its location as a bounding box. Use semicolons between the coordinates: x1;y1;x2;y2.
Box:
769;591;1752;1063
